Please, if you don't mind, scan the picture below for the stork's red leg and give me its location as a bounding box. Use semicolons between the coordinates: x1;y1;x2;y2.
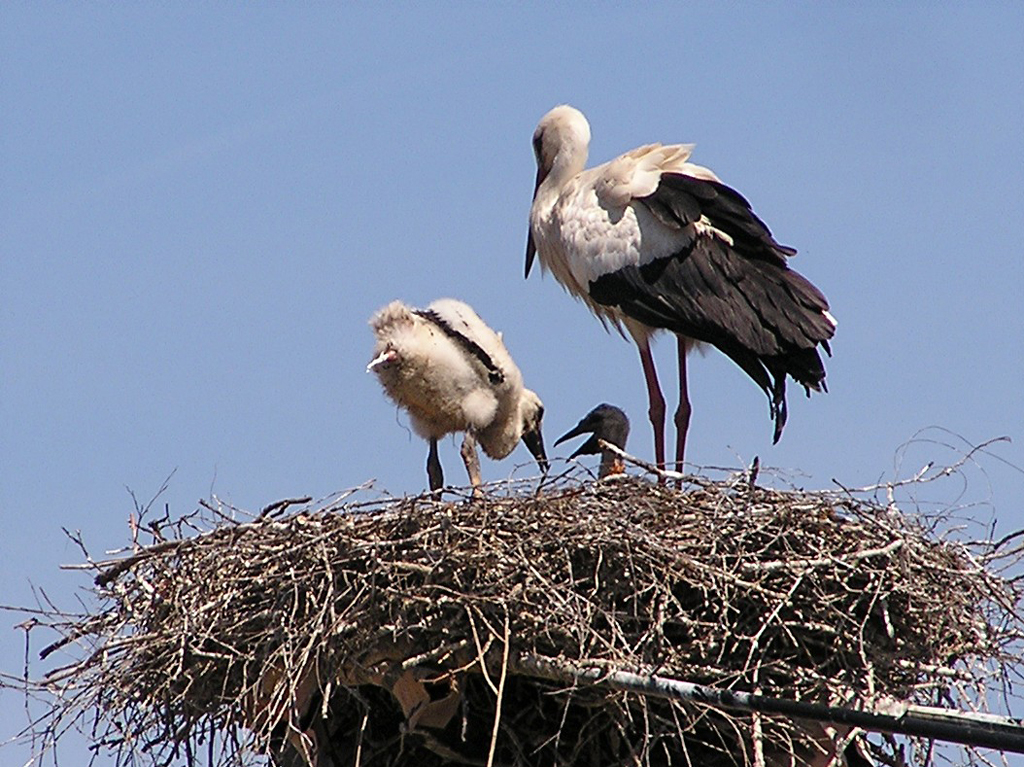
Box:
674;335;692;486
637;342;667;480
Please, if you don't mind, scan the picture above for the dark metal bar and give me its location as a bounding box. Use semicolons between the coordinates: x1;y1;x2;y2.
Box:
515;655;1024;753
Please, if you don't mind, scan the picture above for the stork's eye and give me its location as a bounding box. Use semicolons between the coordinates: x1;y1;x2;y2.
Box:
532;131;543;160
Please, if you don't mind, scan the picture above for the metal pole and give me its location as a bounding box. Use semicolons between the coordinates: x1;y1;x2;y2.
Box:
515;655;1024;753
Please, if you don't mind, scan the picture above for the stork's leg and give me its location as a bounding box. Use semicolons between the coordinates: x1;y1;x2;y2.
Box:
427;438;444;492
460;432;483;497
637;342;667;478
674;336;692;486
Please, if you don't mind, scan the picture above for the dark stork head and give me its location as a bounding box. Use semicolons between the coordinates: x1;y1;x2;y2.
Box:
555;404;630;477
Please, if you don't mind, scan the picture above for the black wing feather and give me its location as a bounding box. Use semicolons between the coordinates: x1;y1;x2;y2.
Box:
648;173;798;262
589;194;833;442
413;309;505;385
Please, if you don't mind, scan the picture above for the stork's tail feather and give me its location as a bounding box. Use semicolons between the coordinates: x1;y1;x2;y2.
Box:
769;371;788;444
735;342;825;444
763;344;827;443
777;346;828;394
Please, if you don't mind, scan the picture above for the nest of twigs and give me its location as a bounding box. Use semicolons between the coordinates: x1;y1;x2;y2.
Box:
14;467;1024;767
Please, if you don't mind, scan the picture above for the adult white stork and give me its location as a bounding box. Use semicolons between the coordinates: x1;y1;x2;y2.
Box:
526;105;835;473
368;298;547;493
555;403;630;478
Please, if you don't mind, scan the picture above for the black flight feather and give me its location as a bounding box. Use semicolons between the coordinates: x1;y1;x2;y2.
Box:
413;309;505;385
643;174;798;263
589;230;832;442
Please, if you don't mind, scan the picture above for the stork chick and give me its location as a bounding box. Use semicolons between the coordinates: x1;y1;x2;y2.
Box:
555;403;630;478
368;298;547;493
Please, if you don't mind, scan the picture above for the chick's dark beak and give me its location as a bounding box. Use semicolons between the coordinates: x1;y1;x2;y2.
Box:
555;404;631;458
569;435;603;460
521;425;548;474
554;420;589;447
555;419;602;460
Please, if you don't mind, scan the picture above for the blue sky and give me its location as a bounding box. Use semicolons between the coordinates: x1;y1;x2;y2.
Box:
2;4;1022;765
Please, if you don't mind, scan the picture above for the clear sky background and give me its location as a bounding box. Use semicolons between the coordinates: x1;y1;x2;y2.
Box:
2;4;1022;766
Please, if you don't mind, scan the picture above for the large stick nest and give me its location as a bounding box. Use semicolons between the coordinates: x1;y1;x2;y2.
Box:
13;468;1024;766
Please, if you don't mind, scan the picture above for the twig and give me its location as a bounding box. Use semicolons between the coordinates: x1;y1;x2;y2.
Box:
486;612;511;767
259;496;313;519
597;441;689;484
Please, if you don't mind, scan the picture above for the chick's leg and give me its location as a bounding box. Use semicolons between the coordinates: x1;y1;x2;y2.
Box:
427;438;444;492
460;433;482;497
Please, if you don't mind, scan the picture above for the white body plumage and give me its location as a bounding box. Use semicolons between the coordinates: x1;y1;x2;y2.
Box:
368;298;547;492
